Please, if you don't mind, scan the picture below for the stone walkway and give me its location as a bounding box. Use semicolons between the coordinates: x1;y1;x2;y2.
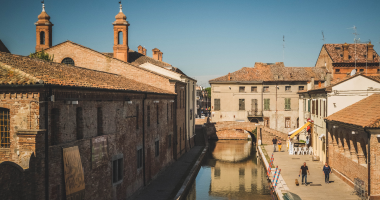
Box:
130;146;205;200
264;145;359;200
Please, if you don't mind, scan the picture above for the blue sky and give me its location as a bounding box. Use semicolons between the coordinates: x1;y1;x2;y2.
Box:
1;0;380;87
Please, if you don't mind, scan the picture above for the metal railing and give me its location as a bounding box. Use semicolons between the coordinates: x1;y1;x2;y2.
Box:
247;110;263;117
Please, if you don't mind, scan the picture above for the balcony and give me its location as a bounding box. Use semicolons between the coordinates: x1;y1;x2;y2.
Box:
247;110;263;117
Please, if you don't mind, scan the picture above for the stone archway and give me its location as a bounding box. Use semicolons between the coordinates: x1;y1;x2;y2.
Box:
0;162;25;199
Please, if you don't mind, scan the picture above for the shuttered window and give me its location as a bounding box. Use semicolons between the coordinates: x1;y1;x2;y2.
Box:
214;99;220;111
264;99;270;111
308;100;311;112
239;99;245;110
316;100;319;116
312;100;315;114
285;98;291;110
251;99;258;111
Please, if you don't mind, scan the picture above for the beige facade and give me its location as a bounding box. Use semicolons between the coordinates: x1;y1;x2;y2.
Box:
210;82;309;133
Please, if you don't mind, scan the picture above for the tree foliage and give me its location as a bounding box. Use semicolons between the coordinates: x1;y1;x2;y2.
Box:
29;49;54;62
204;87;211;99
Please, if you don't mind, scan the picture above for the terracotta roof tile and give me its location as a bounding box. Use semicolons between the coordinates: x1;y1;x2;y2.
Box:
210;62;327;83
324;44;379;63
326;93;380;128
0;52;174;94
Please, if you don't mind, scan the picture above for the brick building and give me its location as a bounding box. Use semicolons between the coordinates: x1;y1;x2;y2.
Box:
315;43;380;80
0;52;178;199
38;3;196;155
326;94;380;199
209;62;326;133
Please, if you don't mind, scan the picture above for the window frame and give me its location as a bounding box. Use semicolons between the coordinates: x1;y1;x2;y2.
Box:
61;57;75;66
0;108;10;148
239;86;245;93
118;31;123;45
263;86;269;92
285;117;291;128
251;86;257;92
299;86;304;91
285;86;291;92
264;99;270;111
285;98;291;110
239;99;245;110
214;99;220;111
112;154;124;186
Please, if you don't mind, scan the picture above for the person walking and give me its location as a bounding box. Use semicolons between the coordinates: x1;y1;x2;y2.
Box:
272;137;277;152
323;162;332;184
299;162;310;185
277;139;282;152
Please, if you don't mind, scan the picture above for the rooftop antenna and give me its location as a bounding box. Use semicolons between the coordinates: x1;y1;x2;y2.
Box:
348;26;359;70
282;35;285;63
322;31;327;68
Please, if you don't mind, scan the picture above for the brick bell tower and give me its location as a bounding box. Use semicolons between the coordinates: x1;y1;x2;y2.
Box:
35;2;53;52
113;2;130;62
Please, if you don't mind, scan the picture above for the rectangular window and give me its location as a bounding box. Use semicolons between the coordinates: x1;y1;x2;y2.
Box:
299;86;304;91
157;104;159;124
263;86;269;92
239;99;245;110
97;107;103;136
324;100;327;117
239;86;245;93
136;105;139;130
167;103;169;122
147;106;151;127
285;86;291;92
190;109;193;120
264;99;270;111
312;100;315;114
316;100;319;116
308;99;311;112
251;86;257;92
112;155;123;185
214;167;221;178
137;149;143;169
251;99;258;111
0;108;10;148
214;99;220;111
303;99;306;112
335;69;340;73
168;135;172;148
285;98;291;110
264;117;270;127
360;69;364;72
51;108;60;145
319;99;322;117
76;107;83;140
155;140;159;157
285;117;291;128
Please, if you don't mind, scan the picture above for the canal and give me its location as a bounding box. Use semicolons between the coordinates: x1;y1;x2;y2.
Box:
185;140;272;200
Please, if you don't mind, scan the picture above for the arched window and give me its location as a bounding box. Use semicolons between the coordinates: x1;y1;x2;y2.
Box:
61;58;75;66
40;31;45;45
118;31;123;45
0;108;10;148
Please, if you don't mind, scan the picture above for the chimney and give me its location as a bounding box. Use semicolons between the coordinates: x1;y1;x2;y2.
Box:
138;45;146;56
324;72;331;87
368;42;374;61
152;48;163;61
310;77;315;90
228;73;231;81
343;43;349;61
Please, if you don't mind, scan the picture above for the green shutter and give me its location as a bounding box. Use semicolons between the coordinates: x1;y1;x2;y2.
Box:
285;98;291;110
264;99;270;111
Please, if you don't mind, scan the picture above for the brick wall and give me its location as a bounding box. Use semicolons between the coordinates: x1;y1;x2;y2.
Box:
175;82;187;159
0;87;176;200
45;42;174;92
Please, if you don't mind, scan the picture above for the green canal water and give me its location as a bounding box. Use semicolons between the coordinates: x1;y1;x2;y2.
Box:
185;140;273;200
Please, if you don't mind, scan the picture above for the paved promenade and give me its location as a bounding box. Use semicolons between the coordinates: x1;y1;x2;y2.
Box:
264;145;358;200
131;146;205;200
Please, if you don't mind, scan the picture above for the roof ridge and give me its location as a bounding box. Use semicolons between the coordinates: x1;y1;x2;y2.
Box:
0;62;44;84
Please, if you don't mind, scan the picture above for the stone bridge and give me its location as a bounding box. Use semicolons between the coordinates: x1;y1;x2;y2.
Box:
256;126;288;145
196;119;257;140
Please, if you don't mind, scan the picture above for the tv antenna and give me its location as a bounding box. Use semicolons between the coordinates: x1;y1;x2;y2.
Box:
282;35;285;63
322;31;327;68
347;26;360;69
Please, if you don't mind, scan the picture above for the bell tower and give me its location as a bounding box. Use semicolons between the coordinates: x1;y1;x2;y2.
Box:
113;2;130;62
35;2;53;52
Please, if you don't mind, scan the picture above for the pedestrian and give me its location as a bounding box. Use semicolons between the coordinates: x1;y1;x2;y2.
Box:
299;162;310;186
323;162;332;184
278;139;282;152
272;137;277;152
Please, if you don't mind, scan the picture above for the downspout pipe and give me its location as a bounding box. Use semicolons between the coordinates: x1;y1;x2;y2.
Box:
45;86;52;200
142;94;147;186
364;128;371;198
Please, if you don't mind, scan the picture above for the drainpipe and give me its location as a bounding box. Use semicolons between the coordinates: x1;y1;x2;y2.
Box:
45;86;52;200
142;94;147;186
275;82;278;130
364;128;371;198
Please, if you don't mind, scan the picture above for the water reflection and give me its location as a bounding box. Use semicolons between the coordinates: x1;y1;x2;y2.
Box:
185;140;271;200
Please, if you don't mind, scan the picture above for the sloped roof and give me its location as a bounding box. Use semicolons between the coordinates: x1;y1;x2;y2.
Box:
210;62;327;83
0;40;10;53
326;93;380;128
324;43;379;63
0;52;173;94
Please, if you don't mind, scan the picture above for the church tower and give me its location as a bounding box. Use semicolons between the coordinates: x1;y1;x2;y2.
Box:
35;2;53;52
113;3;130;62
